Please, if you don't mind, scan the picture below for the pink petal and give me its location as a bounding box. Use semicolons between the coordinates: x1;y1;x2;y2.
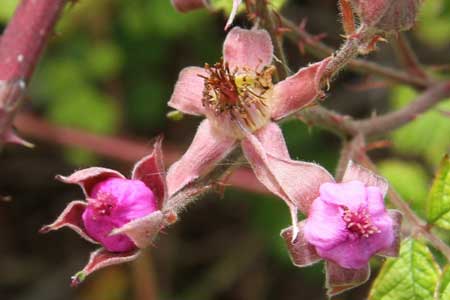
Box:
132;137;167;210
366;186;386;216
171;0;210;13
39;200;98;244
325;261;370;297
342;160;389;197
224;0;242;30
223;27;273;72
166;119;236;196
71;248;140;287
377;209;403;257
241;127;334;213
110;210;164;249
319;181;367;211
56;167;125;197
168;66;207;116
3;128;34;147
280;221;321;267
271;58;330;120
303;198;347;250
316;209;394;269
253;122;289;159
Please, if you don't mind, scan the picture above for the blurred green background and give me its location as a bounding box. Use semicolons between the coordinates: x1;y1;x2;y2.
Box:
0;0;449;299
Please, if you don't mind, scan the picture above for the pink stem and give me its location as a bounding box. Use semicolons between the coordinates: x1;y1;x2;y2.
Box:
0;0;67;146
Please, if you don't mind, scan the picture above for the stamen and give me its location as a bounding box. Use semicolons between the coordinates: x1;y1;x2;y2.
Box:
200;59;274;138
91;192;116;216
342;206;380;238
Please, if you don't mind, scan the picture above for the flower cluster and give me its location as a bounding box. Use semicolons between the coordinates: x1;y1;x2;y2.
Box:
41;24;402;294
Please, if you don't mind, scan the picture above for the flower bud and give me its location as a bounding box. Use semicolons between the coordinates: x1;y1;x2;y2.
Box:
350;0;422;33
82;177;158;252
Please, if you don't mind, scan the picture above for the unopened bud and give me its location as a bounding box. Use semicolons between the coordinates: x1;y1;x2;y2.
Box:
350;0;422;33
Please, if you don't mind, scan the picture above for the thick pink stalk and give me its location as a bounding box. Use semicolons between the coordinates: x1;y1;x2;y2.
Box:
0;0;67;147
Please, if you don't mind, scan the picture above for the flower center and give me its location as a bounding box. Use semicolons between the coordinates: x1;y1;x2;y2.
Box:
200;59;274;138
91;191;116;216
342;207;380;238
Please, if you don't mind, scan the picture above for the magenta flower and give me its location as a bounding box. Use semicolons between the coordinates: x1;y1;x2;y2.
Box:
40;139;174;286
168;26;332;233
281;161;402;296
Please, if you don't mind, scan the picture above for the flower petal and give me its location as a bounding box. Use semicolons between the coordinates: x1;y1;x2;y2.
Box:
132;137;168;209
56;167;125;197
342;160;389;197
303;198;347;250
377;209;403;257
39;200;98;244
280;221;321;267
241;126;334;214
167;119;236;196
168;66;207;116
224;0;242;30
253;122;289;159
325;261;370;297
223;27;273;72
271;58;330;120
316;209;394;269
71;248;140;287
366;186;386;216
320;181;367;211
171;0;210;13
110;210;165;249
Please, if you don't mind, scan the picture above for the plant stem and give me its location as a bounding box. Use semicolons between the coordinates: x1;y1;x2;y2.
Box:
392;33;429;81
0;0;67;148
281;16;430;89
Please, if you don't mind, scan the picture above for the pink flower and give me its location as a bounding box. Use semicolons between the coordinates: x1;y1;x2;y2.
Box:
281;161;402;296
40;139;174;286
82;178;157;252
168;26;332;233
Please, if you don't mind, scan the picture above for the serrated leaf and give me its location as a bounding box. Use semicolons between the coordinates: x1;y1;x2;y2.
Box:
439;266;450;300
427;155;450;229
369;239;440;300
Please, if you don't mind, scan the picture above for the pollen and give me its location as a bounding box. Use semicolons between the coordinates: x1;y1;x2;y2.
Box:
91;191;116;216
200;59;274;138
342;206;380;238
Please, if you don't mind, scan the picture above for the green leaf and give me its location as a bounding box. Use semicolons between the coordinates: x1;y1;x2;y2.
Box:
378;160;429;216
369;239;440;300
416;0;450;48
0;0;18;22
439;266;450;300
427;155;450;229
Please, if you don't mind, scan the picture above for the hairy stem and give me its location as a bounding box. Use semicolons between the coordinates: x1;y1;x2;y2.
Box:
281;16;431;89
